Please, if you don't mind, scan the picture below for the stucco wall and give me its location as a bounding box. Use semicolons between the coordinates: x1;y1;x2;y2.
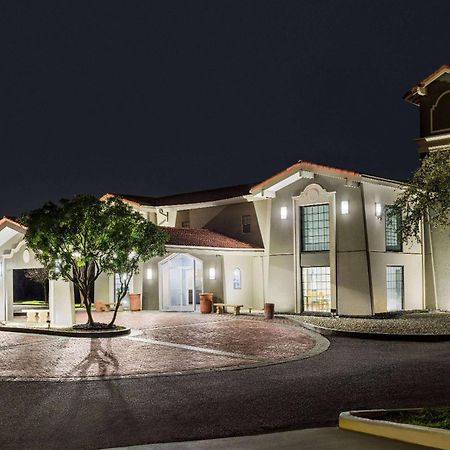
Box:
188;203;264;248
336;252;372;316
222;254;260;308
260;172;424;314
266;254;295;312
428;228;450;311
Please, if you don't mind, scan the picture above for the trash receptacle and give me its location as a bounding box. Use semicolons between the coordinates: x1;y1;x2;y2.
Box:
199;293;213;314
264;302;274;319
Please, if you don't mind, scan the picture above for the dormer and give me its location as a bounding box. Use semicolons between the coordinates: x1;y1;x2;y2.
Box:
404;65;450;156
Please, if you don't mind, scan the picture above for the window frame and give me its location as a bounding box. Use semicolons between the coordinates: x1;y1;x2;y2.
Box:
232;268;241;289
385;205;402;252
301;204;330;252
301;266;331;313
241;214;251;234
386;265;404;311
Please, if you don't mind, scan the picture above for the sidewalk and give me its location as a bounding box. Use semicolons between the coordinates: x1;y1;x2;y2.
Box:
106;427;432;449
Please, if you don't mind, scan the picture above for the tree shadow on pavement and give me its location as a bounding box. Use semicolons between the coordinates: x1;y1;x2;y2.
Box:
71;338;120;378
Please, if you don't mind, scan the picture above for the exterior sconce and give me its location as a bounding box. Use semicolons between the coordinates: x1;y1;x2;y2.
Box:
341;201;349;215
280;206;288;220
375;202;383;219
209;267;216;280
146;268;153;280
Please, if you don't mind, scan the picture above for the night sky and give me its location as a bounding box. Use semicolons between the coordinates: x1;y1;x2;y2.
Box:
1;1;450;216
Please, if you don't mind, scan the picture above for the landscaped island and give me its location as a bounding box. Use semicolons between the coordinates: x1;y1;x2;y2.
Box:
297;311;450;335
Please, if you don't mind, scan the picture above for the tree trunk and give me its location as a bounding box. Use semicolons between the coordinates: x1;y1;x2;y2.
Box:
108;299;121;328
81;289;94;326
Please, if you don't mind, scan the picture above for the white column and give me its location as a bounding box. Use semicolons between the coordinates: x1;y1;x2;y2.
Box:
49;279;75;327
0;259;5;322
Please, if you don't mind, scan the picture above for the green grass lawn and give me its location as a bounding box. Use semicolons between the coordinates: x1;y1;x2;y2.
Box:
15;299;47;305
381;408;450;430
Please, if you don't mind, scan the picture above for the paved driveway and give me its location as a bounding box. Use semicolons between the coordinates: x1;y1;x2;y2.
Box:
0;314;449;450
0;312;324;379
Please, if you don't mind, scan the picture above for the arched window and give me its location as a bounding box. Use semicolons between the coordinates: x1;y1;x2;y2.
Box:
431;91;450;133
233;268;241;289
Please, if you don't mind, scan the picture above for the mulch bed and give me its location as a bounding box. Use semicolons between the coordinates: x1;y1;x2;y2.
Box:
295;311;450;335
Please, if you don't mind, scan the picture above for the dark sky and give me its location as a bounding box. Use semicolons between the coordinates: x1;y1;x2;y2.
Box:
1;1;449;216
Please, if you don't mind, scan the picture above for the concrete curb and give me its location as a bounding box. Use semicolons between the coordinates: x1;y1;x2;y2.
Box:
0;325;131;338
295;320;450;342
339;409;450;449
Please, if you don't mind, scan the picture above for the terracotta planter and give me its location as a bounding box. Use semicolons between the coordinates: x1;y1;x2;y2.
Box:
129;293;141;311
264;302;274;320
199;292;213;314
94;299;105;312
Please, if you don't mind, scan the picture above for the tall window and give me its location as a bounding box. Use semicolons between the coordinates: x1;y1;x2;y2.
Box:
233;268;241;289
301;204;330;251
302;267;331;312
242;215;251;233
386;266;404;311
385;206;402;252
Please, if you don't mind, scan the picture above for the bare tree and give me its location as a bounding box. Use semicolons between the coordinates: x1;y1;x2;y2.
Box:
24;268;49;303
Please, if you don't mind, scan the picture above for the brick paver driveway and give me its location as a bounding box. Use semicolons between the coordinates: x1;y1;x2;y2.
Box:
0;311;327;380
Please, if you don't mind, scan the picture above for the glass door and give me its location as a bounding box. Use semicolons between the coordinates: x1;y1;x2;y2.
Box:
160;254;199;311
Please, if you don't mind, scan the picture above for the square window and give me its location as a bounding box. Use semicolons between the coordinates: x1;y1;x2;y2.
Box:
242;215;251;233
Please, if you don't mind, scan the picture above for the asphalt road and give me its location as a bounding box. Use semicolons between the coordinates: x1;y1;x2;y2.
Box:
0;336;449;450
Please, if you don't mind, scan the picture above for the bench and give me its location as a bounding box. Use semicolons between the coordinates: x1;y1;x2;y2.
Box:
22;309;50;323
213;303;244;315
94;300;123;312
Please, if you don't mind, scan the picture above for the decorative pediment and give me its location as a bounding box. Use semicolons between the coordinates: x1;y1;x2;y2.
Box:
294;183;333;205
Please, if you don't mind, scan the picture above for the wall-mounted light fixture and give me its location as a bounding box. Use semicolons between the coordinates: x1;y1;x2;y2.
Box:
280;206;288;220
375;202;383;219
209;267;216;280
341;200;349;215
146;268;153;280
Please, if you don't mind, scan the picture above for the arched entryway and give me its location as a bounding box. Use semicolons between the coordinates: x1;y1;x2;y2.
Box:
159;253;203;311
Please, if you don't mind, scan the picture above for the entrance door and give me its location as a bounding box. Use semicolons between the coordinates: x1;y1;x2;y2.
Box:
159;254;203;311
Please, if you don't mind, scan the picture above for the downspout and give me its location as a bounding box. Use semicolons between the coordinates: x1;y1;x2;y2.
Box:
360;183;375;316
427;211;439;310
420;218;426;310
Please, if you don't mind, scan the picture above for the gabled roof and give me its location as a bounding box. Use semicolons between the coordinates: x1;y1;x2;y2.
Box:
103;183;256;208
0;216;26;233
404;64;450;105
164;227;261;249
250;160;362;194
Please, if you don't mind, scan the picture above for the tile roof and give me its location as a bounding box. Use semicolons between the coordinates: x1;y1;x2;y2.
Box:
164;227;261;249
404;64;450;104
106;183;256;207
251;160;361;193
